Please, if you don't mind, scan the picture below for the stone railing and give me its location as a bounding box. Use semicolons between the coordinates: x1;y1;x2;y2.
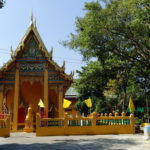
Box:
36;112;135;136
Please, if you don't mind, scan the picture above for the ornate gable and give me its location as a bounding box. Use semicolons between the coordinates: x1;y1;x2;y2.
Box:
0;17;73;84
21;36;43;59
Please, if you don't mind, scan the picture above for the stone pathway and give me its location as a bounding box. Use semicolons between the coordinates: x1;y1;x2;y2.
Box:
0;133;150;150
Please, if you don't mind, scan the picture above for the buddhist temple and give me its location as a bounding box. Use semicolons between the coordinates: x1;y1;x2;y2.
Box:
0;16;73;131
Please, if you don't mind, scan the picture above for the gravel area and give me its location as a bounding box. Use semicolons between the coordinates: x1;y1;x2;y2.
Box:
0;133;150;150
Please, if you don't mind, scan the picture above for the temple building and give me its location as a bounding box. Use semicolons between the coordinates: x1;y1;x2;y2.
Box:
0;17;73;131
64;87;78;115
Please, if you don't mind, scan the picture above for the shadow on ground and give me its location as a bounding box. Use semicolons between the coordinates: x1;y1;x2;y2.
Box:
0;138;137;150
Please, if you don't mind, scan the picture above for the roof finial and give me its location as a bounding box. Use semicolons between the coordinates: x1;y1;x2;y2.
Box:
34;16;36;27
10;45;14;59
69;71;74;79
61;60;65;71
49;47;53;60
30;10;34;26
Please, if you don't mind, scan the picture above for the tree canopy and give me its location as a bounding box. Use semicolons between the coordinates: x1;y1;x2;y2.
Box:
64;0;150;71
64;0;150;116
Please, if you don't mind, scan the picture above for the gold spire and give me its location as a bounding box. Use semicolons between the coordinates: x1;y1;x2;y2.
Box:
34;16;36;27
30;10;33;26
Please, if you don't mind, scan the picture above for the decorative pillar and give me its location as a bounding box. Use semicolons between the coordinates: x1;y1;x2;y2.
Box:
44;66;48;117
0;85;4;113
12;68;19;131
130;114;135;134
58;85;64;118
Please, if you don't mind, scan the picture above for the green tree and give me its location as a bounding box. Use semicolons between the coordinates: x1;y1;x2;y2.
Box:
74;61;119;114
64;0;150;71
63;0;150;114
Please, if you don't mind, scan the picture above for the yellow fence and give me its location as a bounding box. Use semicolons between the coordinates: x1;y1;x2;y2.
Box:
0;115;10;137
36;112;135;136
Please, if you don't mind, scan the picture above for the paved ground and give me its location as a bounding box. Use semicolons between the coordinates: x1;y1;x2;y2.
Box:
0;133;150;150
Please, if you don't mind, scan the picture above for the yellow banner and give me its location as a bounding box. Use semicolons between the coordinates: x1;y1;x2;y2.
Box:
84;98;92;108
63;99;72;108
128;97;135;113
38;99;45;108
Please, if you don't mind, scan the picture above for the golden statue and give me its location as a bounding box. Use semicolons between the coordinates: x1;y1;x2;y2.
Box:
23;104;34;132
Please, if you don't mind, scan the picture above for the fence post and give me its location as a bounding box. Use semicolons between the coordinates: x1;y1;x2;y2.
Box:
115;112;119;125
121;112;126;125
64;113;68;135
92;112;96;134
130;113;135;134
6;115;10;137
109;113;112;125
36;113;40;136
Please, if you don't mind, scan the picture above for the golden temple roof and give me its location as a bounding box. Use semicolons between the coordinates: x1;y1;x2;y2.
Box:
0;16;73;81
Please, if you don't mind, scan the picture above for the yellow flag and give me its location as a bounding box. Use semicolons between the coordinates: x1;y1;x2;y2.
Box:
63;99;72;108
84;98;92;108
128;97;135;113
38;99;45;108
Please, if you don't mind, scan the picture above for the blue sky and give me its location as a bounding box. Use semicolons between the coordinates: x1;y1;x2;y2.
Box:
0;0;98;77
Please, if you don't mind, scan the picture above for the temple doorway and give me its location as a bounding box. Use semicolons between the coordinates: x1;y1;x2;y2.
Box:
20;81;43;124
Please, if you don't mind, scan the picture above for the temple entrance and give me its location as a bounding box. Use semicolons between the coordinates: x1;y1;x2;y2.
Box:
20;81;43;125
